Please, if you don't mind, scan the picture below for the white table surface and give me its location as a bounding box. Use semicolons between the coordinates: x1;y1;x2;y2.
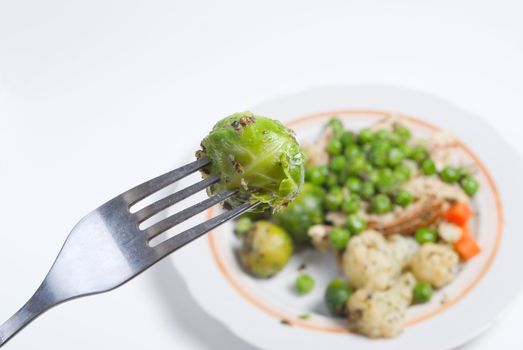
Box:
1;0;522;348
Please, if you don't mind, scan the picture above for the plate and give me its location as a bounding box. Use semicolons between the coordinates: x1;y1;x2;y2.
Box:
170;85;523;350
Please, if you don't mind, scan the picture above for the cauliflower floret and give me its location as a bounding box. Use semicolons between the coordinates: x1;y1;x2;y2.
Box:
411;243;459;288
390;272;417;303
388;235;419;270
347;272;416;338
438;221;463;243
342;231;400;290
348;289;406;338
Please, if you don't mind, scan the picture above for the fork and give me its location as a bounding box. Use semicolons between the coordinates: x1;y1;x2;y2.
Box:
0;158;258;347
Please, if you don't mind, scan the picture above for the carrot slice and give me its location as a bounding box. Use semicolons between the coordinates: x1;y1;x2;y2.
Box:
454;226;481;260
444;202;472;226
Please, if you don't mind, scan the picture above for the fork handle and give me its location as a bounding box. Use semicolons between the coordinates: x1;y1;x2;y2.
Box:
0;281;62;347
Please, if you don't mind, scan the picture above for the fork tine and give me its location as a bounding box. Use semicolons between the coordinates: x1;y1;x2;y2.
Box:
122;158;211;205
145;190;238;239
134;175;220;222
153;201;260;256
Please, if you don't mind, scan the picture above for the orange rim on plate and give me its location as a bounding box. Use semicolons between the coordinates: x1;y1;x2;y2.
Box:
207;109;503;333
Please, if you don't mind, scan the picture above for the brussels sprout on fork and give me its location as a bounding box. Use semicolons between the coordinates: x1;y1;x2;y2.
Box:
196;111;305;212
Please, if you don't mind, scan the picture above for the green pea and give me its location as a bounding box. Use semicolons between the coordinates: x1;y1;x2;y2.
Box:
371;194;392;213
359;182;375;200
330;155;347;172
388;147;405;166
367;169;380;184
306;165;328;185
421;158;437;176
345;176;362;194
325;187;344;210
394;125;411;142
358;128;374;144
362;142;372;154
413;281;433;303
344;144;362;159
394;164;412;183
440;166;460;183
347;215;367;234
415;227;437;244
410;145;428;163
341;194;361;214
374;129;391;140
460;175;479;196
325;172;339;188
340;131;356;146
296;274;315;295
395;189;413;208
376;168;396;193
234;216;253;236
324;279;352;316
346;154;367;175
368;149;388;167
327;138;343;155
329;227;351;251
398;143;413;158
328;118;344;137
371;139;392;152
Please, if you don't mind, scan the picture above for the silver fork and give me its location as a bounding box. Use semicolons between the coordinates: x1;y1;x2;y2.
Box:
0;158;258;347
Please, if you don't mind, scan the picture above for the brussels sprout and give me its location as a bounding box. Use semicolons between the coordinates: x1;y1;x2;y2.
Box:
273;183;325;244
240;221;293;277
197;112;305;211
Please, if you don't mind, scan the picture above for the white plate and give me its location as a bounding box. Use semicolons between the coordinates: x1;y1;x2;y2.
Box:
170;85;523;350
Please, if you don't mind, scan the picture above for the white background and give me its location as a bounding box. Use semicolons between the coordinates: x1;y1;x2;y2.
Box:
1;0;522;348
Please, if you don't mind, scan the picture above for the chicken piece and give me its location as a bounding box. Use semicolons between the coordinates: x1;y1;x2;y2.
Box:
342;231;401;290
366;196;446;235
405;176;470;204
325;211;348;227
410;243;460;288
365;176;469;235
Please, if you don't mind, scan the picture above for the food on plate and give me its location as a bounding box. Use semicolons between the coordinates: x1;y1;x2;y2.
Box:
348;272;415;338
412;281;434;304
273;183;325;244
240;221;293;277
233;116;482;338
410;243;459;288
295;274;315;295
196;111;305;211
324;278;352;316
341;230;400;291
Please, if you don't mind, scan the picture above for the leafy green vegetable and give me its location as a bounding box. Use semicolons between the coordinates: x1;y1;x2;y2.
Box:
197;112;304;211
